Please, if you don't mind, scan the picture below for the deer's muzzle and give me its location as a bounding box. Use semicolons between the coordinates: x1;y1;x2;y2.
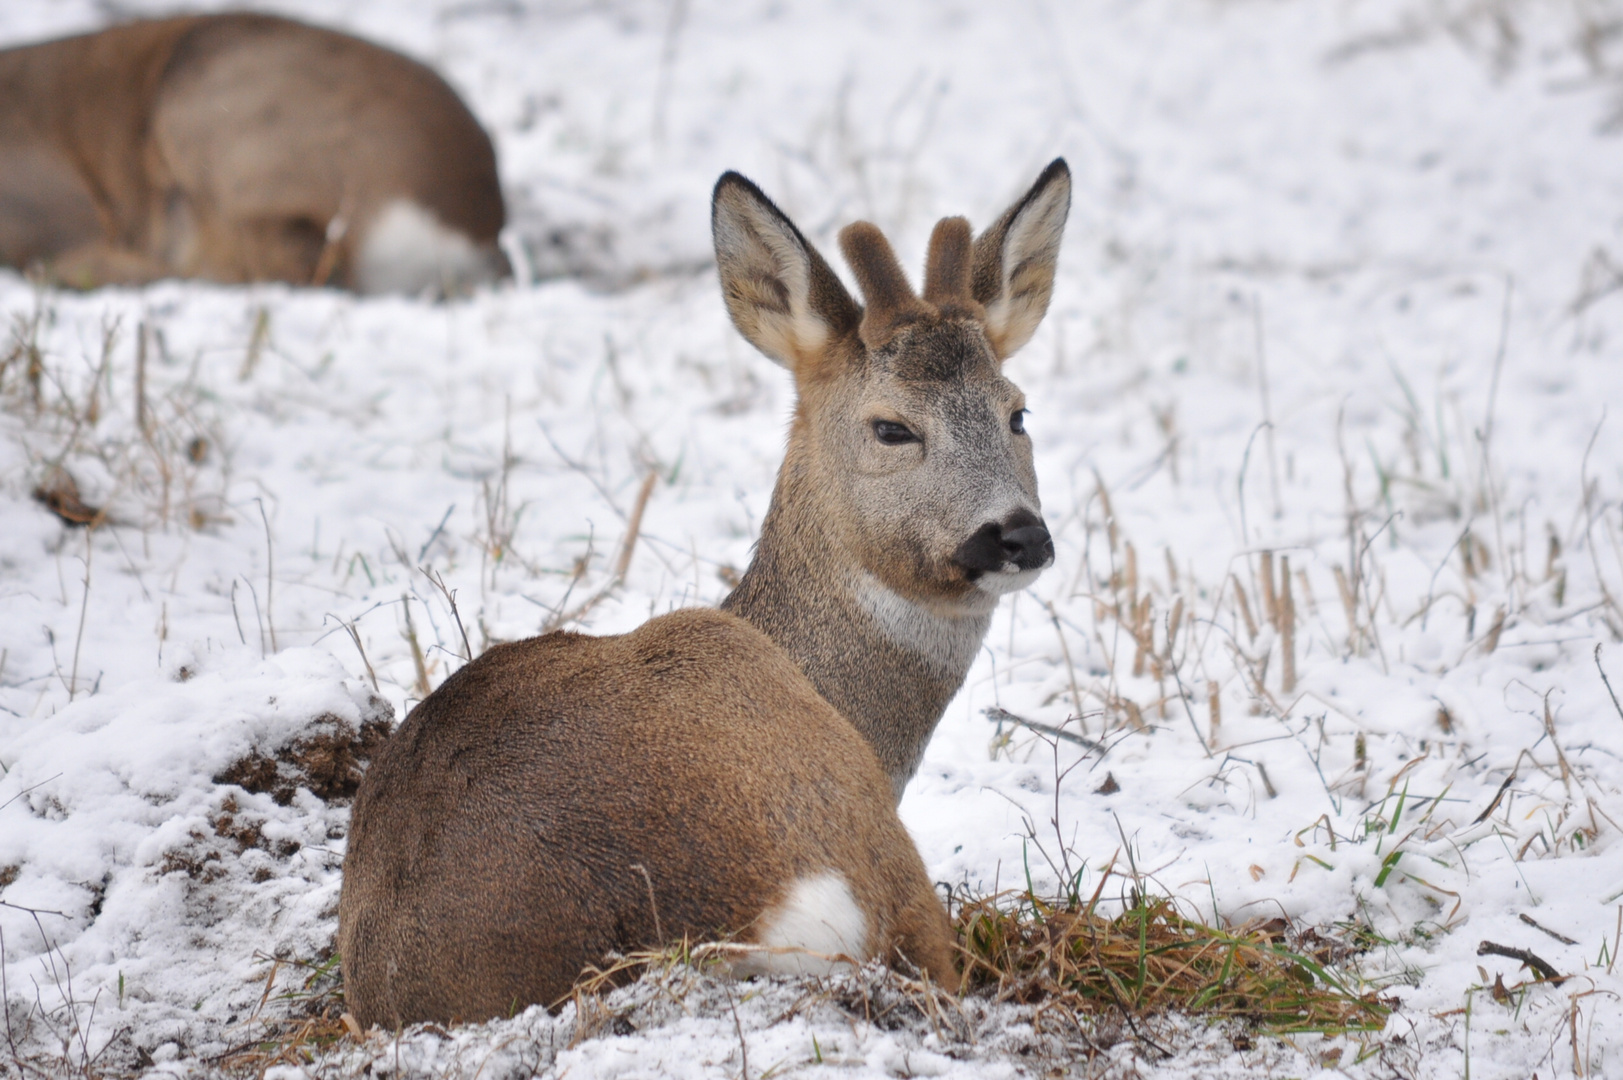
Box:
952;510;1053;579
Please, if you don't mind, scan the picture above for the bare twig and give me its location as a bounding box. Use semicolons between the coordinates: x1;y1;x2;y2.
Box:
1046;601;1085;731
1477;277;1513;593
1206;680;1221;746
1472;770;1518;824
725;983;750;1080
329;614;379;693
1260;550;1278;630
418;504;456;565
1236;422;1269;547
134;321;148;437
542;472;658;632
630;863;664;947
255;498;278;653
983;706;1105;753
240;306;270;382
1;927;26;1080
1232;575;1258;642
1253;298;1282;521
67;529;91;701
1597;644;1623;726
403;595;431;697
1519;913;1578;946
1477;940;1564;983
1279;555;1296;694
1163;628;1214;759
1542;692;1573;787
422;568;472;663
0;773;62;814
1255;760;1278;799
614;471;659;582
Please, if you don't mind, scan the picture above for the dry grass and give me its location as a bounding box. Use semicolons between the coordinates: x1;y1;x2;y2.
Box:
206;873;1387;1076
206;954;350;1077
952;887;1388;1038
544;879;1389;1054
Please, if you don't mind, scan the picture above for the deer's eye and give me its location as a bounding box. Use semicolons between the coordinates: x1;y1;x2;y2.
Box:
872;420;920;446
1010;409;1028;435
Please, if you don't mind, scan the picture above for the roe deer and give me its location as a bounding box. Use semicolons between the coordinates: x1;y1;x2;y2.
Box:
0;13;508;294
337;160;1071;1026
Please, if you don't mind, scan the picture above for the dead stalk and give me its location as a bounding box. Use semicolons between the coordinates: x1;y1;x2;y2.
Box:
1260;550;1278;630
1095;469;1117;553
334;616;380;694
1543;693;1573;788
1598;645;1623;726
423;568;472;663
67;528;92;701
1253;297;1283;521
241;306;270;382
614;470;659;582
1207;680;1221;746
256;498;278;653
1164;596;1183;660
1333;564;1358;653
403;594;431;696
1232;576;1258;642
1131;598;1149;679
1482;605;1506;655
135;322;149;438
1046;602;1086;731
542;471;659;632
1280;555;1296;695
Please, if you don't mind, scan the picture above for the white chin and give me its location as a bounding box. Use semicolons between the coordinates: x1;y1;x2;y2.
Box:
975;566;1045;598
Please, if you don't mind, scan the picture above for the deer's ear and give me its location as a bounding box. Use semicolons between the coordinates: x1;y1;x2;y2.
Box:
713;173;860;377
971;159;1071;361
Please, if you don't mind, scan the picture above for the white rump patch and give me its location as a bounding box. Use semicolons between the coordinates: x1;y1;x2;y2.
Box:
734;873;868;978
354;199;503;296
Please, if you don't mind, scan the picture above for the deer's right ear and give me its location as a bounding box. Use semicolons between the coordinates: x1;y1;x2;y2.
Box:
713;172;860;376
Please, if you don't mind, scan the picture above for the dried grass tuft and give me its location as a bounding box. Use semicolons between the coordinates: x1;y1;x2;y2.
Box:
208;953;350;1076
952;886;1389;1036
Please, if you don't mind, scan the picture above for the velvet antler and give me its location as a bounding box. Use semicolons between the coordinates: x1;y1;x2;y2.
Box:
921;216;984;320
839;222;932;350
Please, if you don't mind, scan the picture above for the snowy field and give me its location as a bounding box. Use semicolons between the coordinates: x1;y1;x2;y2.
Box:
4;0;1623;1076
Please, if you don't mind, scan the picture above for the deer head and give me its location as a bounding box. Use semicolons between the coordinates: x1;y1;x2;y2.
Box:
713;160;1069;618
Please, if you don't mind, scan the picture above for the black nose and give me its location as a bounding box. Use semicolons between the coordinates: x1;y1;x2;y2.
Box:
952;510;1054;578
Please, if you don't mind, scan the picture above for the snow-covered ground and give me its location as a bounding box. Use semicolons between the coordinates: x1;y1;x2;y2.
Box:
4;0;1623;1076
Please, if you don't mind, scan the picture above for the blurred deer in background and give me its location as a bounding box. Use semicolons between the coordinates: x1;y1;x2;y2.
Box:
0;13;508;294
338;160;1071;1025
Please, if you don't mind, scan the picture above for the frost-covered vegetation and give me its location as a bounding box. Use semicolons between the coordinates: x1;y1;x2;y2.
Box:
4;0;1623;1076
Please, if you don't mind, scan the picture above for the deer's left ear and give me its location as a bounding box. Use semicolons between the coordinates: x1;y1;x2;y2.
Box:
971;159;1071;361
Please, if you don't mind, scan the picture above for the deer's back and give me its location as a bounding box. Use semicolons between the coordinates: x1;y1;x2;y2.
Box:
339;608;938;1025
151;15;502;243
0;14;504;288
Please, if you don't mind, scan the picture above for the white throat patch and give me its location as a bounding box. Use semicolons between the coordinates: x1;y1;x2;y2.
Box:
855;574;990;678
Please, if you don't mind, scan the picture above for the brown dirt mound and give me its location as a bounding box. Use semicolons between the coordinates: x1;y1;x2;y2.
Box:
214;696;393;806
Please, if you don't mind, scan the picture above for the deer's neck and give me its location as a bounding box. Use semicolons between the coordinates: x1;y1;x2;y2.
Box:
720;462;991;803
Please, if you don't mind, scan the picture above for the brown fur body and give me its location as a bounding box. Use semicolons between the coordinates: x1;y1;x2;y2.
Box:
0;14;506;291
339;163;1071;1027
338;609;950;1024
